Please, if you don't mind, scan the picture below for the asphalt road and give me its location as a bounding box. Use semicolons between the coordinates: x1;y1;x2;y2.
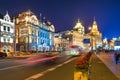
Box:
0;55;77;80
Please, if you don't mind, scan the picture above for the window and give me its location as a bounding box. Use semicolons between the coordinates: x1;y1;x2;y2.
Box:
4;26;6;31
8;38;10;42
32;38;36;43
8;46;10;52
7;27;10;31
3;37;6;42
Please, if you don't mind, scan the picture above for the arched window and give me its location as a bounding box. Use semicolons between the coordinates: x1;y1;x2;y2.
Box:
3;46;7;52
8;46;11;52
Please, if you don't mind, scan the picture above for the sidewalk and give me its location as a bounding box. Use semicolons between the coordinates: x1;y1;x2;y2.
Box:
88;54;119;80
98;53;120;79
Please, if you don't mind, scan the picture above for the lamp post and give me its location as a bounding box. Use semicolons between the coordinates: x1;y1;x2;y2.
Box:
36;28;38;53
13;17;16;54
0;21;1;52
90;34;94;53
88;27;94;53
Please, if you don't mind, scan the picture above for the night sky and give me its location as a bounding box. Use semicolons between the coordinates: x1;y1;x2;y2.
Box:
0;0;120;39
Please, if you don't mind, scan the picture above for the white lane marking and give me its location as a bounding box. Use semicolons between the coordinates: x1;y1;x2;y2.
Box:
0;64;27;71
48;67;56;71
56;64;63;67
25;70;49;80
25;57;76;80
63;58;75;64
27;73;44;80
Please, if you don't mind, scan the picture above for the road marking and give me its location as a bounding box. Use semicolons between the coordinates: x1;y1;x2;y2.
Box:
0;64;27;71
25;57;76;80
25;69;49;80
48;67;56;71
56;64;63;67
63;58;75;64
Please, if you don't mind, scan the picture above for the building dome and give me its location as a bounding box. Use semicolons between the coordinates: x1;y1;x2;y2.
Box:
73;19;85;35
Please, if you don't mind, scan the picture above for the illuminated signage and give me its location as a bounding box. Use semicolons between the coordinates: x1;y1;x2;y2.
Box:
83;38;90;44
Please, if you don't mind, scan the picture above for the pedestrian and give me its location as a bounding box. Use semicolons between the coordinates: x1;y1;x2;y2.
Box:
115;51;119;64
114;51;117;64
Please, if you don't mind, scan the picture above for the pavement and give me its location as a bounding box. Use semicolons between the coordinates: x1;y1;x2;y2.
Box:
98;52;120;79
88;53;119;80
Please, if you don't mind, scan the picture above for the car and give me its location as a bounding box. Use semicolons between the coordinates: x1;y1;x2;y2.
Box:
0;52;7;58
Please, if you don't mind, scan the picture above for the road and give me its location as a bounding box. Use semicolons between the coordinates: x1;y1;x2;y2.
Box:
0;55;77;80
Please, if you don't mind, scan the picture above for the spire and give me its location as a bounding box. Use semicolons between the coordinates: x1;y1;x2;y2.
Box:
4;11;11;22
93;16;97;25
6;11;8;15
28;9;31;12
78;19;80;23
40;13;42;18
39;13;42;22
91;17;99;34
94;16;95;21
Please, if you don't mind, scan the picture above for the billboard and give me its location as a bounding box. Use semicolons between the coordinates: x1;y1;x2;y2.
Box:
83;38;90;44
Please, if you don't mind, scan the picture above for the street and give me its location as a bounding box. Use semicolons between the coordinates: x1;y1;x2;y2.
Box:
0;54;77;80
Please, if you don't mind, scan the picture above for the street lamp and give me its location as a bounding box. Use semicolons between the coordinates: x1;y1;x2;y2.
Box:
0;21;2;52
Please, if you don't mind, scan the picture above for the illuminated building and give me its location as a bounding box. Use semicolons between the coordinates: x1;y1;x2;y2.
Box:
72;19;84;48
38;20;55;52
89;18;102;50
103;38;109;50
58;19;85;49
16;10;55;52
109;38;114;50
0;12;15;53
54;32;62;51
54;32;69;51
113;37;120;50
73;19;85;36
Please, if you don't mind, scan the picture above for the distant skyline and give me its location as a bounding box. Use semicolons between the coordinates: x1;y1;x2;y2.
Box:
0;0;120;39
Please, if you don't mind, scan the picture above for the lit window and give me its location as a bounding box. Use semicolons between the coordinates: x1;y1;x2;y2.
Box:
7;27;10;31
3;37;6;42
8;38;10;42
8;46;10;52
4;26;6;31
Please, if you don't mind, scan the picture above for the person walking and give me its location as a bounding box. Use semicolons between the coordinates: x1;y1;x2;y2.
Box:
115;51;119;64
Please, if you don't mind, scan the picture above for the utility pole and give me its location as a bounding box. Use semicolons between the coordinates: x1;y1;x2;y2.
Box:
13;17;16;55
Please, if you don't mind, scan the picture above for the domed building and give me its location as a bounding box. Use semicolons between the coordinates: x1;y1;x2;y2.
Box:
16;10;55;52
73;19;85;36
60;19;85;49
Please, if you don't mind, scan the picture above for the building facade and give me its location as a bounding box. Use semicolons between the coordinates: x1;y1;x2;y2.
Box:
16;10;55;52
38;21;55;52
72;19;84;48
57;19;85;49
89;18;102;50
0;12;15;54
